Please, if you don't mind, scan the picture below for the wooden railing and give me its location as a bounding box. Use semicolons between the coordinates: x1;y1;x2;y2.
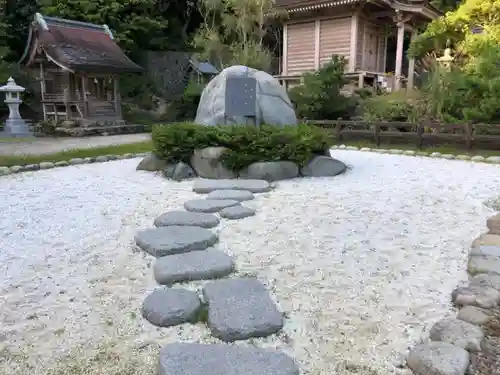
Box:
306;119;500;150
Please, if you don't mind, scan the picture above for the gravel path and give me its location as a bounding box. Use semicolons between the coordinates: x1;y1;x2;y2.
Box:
0;133;151;156
1;151;500;375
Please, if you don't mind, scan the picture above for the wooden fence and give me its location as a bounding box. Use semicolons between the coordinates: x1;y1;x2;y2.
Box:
306;120;500;150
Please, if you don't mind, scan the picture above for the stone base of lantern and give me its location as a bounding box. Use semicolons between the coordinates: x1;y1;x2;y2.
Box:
1;118;33;137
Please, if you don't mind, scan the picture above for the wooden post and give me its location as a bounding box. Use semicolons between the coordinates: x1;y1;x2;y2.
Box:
394;23;405;91
407;31;417;92
374;122;380;147
82;75;89;117
335;118;342;142
113;76;122;119
39;63;47;120
416;121;425;149
464;123;472;149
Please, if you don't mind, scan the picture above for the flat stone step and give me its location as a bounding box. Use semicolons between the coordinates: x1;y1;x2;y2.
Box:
141;288;201;327
206;189;255;201
193;179;271;194
154;249;235;285
203;278;284;341
154;210;220;229
219;205;256;220
135;226;218;257
159;343;299;375
184;199;240;213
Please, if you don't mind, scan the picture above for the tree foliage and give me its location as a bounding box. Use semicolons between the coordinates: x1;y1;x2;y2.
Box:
193;0;285;71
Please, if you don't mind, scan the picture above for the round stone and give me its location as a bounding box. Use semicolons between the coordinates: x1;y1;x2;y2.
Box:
135;226;218;257
206;190;255;202
154;210;220;229
141;288;201;327
184;199;240;213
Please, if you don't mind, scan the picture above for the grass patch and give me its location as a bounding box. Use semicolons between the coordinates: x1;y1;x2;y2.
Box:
338;139;500;157
0;141;153;167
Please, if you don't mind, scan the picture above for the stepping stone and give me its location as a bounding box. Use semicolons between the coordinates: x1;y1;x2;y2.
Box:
141;288;201;327
206;189;254;201
154;249;235;285
159;343;299;375
219;205;256;220
203;278;283;341
135;226;218;257
193;179;271;194
407;342;469;375
184;199;240;213
154;210;220;229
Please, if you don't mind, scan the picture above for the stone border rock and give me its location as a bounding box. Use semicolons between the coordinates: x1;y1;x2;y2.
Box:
332;144;500;164
0;152;149;176
406;214;500;375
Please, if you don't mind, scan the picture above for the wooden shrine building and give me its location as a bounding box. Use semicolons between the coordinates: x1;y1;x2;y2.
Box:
19;13;143;125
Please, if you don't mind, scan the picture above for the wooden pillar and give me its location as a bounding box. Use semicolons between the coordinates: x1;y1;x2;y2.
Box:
64;73;71;119
81;75;89;118
282;24;288;76
407;30;417;92
113;76;122;119
39;63;47;120
394;23;405;91
314;20;320;70
349;13;359;72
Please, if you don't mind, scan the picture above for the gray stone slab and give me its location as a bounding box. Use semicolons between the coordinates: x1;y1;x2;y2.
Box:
193;179;271;194
135;226;218;257
219;205;256;220
184;199;240;213
154;210;220;229
141;288;201;327
470;273;500;291
407;342;469;375
159;343;299;375
154;249;235;285
203;278;284;341
429;318;484;352
206;189;255;201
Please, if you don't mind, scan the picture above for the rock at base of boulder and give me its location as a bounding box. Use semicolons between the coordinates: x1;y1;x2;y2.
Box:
171;162;197;181
407;342;469;375
470;274;500;291
203;278;283;341
239;161;299;182
206;189;255;201
487;214;500;235
429;318;484;352
135;226;218;257
136;153;168;171
158;343;299;375
468;255;500;276
154;249;235;284
452;284;500;308
219;205;256;220
301;155;347;177
458;306;492;325
184;199;240;213
141;288;201;327
193;179;271;194
190;147;236;179
154;210;220;229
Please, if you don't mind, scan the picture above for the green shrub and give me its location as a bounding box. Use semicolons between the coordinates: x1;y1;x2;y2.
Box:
288;55;357;120
152;122;334;171
362;91;424;122
167;81;205;122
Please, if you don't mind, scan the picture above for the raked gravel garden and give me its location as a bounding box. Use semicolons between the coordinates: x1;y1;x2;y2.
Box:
1;149;500;375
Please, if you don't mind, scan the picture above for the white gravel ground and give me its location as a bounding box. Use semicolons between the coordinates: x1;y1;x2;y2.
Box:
1;150;500;375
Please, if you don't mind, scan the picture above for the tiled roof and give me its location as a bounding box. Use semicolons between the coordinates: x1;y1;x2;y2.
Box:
20;13;143;73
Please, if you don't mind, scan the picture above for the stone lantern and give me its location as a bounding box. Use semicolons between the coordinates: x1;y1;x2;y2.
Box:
0;77;31;136
436;48;454;72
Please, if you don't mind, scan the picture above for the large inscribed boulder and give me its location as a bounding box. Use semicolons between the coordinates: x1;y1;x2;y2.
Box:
195;65;297;127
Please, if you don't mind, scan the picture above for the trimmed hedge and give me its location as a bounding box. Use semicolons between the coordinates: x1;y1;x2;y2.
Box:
152;123;334;171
